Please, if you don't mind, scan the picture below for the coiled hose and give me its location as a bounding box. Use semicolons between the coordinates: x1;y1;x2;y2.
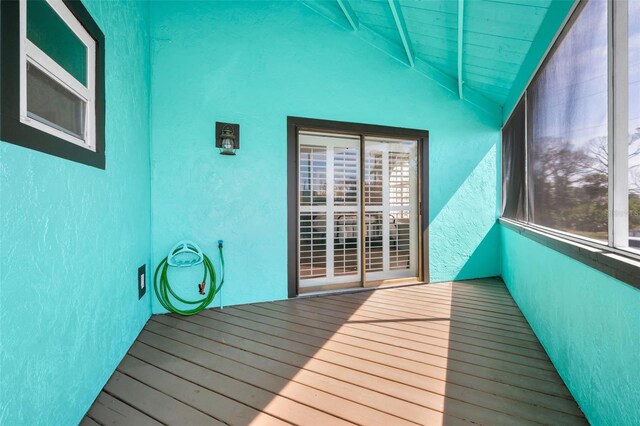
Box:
154;244;225;316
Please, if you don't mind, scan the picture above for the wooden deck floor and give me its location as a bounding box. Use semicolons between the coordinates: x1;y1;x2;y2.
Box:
81;278;587;426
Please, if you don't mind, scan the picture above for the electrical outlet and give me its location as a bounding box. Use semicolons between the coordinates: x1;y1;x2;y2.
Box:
138;264;146;299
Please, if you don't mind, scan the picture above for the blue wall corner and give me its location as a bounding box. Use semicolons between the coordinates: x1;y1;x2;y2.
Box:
501;226;640;425
0;1;152;424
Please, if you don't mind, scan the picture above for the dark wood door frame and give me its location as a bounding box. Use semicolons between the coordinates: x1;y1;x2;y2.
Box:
287;116;429;298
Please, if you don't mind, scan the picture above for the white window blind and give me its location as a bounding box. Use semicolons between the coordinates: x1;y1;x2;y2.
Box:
364;138;418;282
299;132;361;288
298;132;419;289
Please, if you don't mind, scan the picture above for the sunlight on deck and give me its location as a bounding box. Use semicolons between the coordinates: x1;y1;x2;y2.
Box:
82;279;586;425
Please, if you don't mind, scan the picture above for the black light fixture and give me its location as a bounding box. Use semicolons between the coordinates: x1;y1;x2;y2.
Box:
215;122;239;155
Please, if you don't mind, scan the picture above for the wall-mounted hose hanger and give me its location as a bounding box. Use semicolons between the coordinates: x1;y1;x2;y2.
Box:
154;240;225;315
216;122;239;155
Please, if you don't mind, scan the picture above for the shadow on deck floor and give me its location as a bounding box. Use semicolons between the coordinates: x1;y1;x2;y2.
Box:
81;278;587;425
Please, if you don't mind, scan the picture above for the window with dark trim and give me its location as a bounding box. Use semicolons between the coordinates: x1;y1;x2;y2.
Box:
0;0;105;169
528;0;609;243
501;0;640;289
287;117;429;298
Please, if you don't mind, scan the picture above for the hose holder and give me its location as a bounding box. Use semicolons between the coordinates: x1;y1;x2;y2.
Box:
167;240;204;268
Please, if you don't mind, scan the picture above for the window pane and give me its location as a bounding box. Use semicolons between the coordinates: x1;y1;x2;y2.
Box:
389;210;411;271
299;145;327;206
299;213;327;279
630;0;640;251
502;98;526;220
334;147;358;206
528;0;608;242
27;0;87;85
365;212;384;272
298;132;361;287
27;63;86;140
334;214;359;276
364;138;418;281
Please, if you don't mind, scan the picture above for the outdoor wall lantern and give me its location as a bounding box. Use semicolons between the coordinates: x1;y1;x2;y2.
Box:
215;122;239;155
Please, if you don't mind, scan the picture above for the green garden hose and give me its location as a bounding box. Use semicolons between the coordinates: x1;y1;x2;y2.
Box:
153;243;225;316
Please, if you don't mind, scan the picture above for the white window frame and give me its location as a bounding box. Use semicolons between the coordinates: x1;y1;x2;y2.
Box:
297;133;420;289
608;0;629;248
298;134;362;288
19;0;96;151
363;138;419;282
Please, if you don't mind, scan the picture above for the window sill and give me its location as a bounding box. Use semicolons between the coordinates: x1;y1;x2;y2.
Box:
499;218;640;291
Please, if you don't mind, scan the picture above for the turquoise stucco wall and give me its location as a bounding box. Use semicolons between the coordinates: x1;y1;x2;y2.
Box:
0;2;152;425
499;2;640;423
501;226;640;425
149;0;501;312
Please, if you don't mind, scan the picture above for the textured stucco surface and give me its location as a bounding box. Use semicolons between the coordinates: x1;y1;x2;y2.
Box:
149;0;501;312
1;2;636;426
0;1;152;424
501;226;640;426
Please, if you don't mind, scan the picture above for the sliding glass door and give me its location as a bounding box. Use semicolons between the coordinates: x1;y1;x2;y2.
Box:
364;138;419;285
297;130;420;292
298;131;361;290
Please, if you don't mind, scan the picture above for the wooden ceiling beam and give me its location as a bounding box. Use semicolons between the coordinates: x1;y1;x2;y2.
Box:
457;0;464;99
387;0;414;67
299;0;502;121
336;0;359;31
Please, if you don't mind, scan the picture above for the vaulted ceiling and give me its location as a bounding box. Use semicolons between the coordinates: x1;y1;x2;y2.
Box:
301;0;572;119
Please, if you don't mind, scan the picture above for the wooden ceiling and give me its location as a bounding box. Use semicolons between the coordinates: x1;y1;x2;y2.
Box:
301;0;574;119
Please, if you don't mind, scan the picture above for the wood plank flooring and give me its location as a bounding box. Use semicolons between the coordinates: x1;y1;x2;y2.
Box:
82;278;587;425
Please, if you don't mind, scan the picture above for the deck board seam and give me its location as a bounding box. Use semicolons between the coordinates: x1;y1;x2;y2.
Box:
300;295;546;350
326;293;539;334
315;289;533;324
99;390;169;426
238;304;560;375
139;329;439;425
139;330;419;425
308;299;543;346
387;287;526;311
183;312;575;400
352;283;520;304
146;320;576;425
364;289;527;315
248;295;539;343
212;305;565;384
293;293;533;328
154;315;582;416
406;283;518;299
109;369;226;425
291;297;550;357
253;299;536;340
84;415;104;426
276;301;553;365
128;343;319;426
333;292;536;328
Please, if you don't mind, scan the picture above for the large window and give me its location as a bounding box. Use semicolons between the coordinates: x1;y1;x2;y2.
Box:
503;0;639;254
528;0;608;242
0;0;105;168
